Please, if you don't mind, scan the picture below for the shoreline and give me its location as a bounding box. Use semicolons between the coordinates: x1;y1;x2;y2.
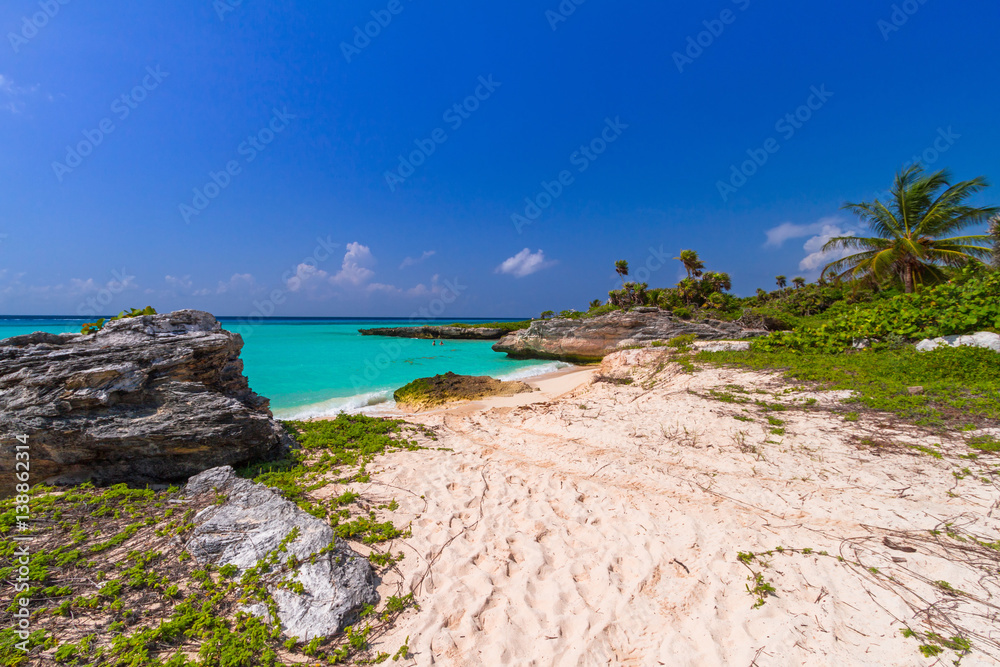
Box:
381;363;599;418
289;362;593;422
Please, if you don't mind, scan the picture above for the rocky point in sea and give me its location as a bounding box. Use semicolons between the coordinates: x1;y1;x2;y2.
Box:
493;307;766;362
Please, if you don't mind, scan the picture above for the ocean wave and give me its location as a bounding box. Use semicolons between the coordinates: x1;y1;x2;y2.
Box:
273;390;395;420
496;361;572;382
272;362;572;421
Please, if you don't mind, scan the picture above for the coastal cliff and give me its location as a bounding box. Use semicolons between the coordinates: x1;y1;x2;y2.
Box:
0;309;290;486
492;308;765;362
359;325;505;340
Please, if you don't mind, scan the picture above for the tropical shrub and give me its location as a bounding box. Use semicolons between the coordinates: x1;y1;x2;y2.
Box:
81;306;157;335
755;272;1000;353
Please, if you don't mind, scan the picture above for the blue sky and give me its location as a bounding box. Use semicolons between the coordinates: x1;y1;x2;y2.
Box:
1;0;998;317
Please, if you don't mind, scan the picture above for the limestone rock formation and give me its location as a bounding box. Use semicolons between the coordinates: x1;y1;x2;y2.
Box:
0;310;291;486
359;325;506;340
393;371;534;412
493;310;765;362
185;466;379;640
915;331;1000;353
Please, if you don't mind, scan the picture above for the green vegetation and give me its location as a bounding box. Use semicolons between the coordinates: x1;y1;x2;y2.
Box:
444;320;531;333
755;269;1000;353
0;415;424;665
392;372;532;411
81;306;158;335
699;345;1000;429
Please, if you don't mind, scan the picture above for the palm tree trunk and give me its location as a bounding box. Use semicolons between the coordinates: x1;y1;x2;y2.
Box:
903;265;914;293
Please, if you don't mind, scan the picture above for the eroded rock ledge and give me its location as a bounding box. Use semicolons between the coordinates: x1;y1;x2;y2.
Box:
0;310;291;486
492;308;765;362
393;371;534;412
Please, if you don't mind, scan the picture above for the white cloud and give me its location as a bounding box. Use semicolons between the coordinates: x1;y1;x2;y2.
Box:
406;274;446;297
399;250;436;270
763;216;843;248
215;273;256;294
165;275;193;291
495;249;556;278
285;263;331;293
799;224;857;273
332;242;375;286
763;216;861;277
0;74;39;114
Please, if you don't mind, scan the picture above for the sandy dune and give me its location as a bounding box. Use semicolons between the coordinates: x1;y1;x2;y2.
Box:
351;349;1000;666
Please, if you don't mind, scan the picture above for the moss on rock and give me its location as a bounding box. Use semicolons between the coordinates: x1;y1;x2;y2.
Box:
393;372;534;412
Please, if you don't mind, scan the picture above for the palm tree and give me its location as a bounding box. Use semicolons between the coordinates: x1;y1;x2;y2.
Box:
792;276;806;289
775;275;787;289
675;250;705;278
614;260;629;281
823;166;997;293
676;278;699;305
589;299;603;309
701;271;732;294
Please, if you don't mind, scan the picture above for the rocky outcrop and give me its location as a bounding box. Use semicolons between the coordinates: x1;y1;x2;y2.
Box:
915;331;1000;353
0;310;291;486
185;466;379;640
393;371;534;412
492;309;766;362
359;325;506;340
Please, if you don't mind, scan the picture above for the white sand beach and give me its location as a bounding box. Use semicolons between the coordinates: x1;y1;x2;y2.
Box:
342;349;1000;666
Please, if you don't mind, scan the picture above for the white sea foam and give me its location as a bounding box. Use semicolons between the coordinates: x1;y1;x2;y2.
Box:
496;361;571;382
273;390;394;420
273;362;570;420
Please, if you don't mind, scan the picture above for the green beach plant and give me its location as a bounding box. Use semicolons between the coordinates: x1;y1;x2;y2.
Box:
80;306;157;335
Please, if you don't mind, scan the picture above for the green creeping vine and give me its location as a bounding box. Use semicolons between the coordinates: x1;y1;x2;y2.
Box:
0;414;426;665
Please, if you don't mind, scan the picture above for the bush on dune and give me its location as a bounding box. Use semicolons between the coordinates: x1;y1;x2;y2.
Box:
754;270;1000;353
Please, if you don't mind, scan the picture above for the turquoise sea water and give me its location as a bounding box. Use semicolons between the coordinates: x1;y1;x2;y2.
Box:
0;317;563;418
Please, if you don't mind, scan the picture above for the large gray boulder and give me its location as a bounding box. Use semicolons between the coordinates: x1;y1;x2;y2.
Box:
493;309;765;362
0;310;290;485
185;466;379;640
915;331;1000;353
